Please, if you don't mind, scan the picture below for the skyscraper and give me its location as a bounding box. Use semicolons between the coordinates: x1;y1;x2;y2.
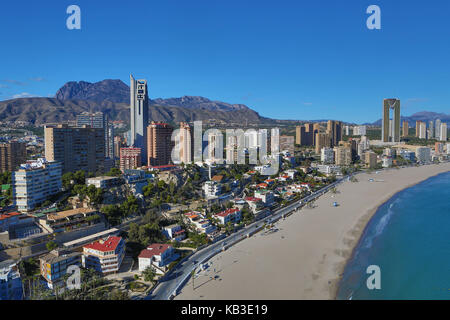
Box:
44;124;106;174
76;112;114;159
130;74;149;164
435;119;441;138
418;122;427;139
179;122;192;164
382;99;401;142
119;147;141;172
428;120;434;139
402;121;409;137
147;122;174;166
440;123;447;141
326;120;342;146
0;141;27;173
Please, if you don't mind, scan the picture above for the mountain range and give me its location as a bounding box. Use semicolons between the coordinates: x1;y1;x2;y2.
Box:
0;79;448;126
368;111;450;127
0;79;263;125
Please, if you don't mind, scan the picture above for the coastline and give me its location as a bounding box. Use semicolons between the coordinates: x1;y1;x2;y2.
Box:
331;167;450;299
175;163;450;300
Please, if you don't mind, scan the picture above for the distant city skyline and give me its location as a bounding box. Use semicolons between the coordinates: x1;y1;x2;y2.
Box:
1;1;450;123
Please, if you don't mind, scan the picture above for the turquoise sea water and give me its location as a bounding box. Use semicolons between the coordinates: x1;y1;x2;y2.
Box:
337;170;450;300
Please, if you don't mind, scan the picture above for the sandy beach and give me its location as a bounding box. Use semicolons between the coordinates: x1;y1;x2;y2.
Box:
175;163;450;300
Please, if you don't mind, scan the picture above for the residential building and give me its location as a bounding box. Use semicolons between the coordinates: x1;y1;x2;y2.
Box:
130;74;149;164
428;120;435;139
279;135;295;154
382;156;393;168
0;211;33;233
399;149;415;162
13;159;62;213
321;147;334;164
334;146;352;166
363;151;378;169
0;141;27;173
44;124;105;174
435;142;444;154
0;260;23;300
82;236;125;274
162;224;186;242
315;132;332;154
254;190;275;205
39;208;99;233
353;126;367;136
119;147;141;172
402;121;409;137
178;122;192;164
76;112;114;159
114;136;126;160
382;99;401;142
213;208;242;225
39;249;82;289
435;119;442;138
138;244;177;273
147;122;174;166
86;176;120;189
439;123;447;141
418;121;427;139
416;147;431;163
203;181;222;198
313;164;342;176
326;120;342;146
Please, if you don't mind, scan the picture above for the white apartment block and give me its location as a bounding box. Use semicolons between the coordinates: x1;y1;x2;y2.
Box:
321;147;334;164
416;147;431;163
13;159;62;213
353;126;367;136
203;181;222;198
439;123;447;141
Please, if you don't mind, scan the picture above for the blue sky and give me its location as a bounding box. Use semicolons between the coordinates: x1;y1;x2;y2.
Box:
0;0;449;123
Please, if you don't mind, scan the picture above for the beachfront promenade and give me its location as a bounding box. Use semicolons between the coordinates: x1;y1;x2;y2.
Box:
147;176;346;300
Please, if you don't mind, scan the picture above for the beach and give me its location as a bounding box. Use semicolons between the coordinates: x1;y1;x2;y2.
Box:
175;163;450;300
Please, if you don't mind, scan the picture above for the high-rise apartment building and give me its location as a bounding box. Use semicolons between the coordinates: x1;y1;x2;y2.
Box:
147;122;174;166
439;123;447;141
179;122;192;164
402;121;409;137
326;120;342;146
333;146;352;166
315;132;332;154
418;121;427;139
12;159;62;212
435;119;441;138
415;120;421;137
279;135;295;154
428;120;434;139
295;123;317;146
353;126;367;136
321;147;334;164
44;124;105;174
382;99;401;142
119;147;141;172
114;136;126;160
76;112;114;159
130;74;149;164
416;147;431;163
0;141;27;173
363;151;378;169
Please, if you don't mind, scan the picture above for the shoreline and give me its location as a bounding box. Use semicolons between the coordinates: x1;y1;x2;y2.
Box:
331;168;450;299
175;163;450;300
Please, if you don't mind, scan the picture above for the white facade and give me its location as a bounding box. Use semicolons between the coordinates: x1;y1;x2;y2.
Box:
419;122;427;139
353;126;367;136
382;156;393;168
416;147;431;163
203;181;222;198
13;159;62;213
321;147;334;164
254;190;274;205
439;123;447;142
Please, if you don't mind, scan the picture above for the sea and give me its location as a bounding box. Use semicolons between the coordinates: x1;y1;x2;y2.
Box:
336;170;450;300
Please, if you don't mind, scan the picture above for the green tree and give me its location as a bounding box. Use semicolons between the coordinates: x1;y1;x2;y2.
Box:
46;240;58;251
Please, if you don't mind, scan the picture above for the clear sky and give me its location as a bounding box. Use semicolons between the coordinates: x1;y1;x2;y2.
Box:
0;0;449;123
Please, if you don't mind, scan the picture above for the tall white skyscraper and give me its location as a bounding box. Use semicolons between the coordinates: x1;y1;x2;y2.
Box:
435;119;441;138
428;120;434;139
419;122;427;139
440;123;447;141
130;74;149;164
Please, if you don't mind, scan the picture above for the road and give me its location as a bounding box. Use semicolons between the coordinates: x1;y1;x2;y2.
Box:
146;176;347;300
